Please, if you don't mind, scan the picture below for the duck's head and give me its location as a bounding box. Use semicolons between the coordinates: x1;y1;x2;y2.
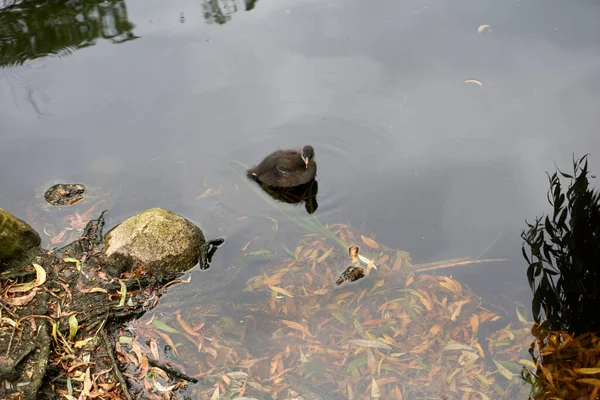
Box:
301;145;315;168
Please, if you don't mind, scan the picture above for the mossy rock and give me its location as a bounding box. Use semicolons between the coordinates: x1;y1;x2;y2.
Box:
0;208;41;268
104;208;207;280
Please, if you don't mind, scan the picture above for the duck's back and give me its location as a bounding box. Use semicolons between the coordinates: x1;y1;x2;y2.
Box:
248;150;316;188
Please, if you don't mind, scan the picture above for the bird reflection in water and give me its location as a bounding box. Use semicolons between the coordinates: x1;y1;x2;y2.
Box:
248;178;319;215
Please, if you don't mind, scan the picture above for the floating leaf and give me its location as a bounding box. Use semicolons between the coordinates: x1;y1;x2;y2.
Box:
477;24;491;33
464;79;483;86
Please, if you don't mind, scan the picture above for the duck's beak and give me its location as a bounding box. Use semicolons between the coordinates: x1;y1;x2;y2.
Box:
302;156;309;168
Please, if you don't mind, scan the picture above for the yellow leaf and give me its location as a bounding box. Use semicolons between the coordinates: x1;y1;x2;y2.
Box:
577;378;600;386
361;235;379;249
493;359;515;380
269;286;295;298
317;247;334;263
516;308;528;323
371;377;380;398
74;338;93;348
575;368;600;375
8;263;46;293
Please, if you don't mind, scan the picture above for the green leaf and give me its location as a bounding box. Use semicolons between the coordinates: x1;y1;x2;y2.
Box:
118;279;127;307
330;310;346;323
68;314;79;341
152;319;181;334
63;257;81;271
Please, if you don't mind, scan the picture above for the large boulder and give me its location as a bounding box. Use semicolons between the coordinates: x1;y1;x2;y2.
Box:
0;208;41;269
104;208;205;280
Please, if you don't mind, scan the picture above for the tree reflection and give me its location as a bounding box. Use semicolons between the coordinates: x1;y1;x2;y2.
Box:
0;0;138;67
203;0;258;25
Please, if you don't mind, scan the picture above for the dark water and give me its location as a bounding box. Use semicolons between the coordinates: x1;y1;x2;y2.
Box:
1;0;600;390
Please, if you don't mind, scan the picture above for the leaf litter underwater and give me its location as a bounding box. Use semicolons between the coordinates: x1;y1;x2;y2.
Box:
117;223;535;400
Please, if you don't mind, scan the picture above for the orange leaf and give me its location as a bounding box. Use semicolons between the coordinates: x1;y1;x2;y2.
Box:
361;235;379;249
280;320;314;337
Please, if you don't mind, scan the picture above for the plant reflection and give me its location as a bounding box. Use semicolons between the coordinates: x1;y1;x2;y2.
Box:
203;0;258;25
0;0;138;67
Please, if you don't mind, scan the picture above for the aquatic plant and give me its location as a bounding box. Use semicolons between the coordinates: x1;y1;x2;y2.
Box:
522;154;600;334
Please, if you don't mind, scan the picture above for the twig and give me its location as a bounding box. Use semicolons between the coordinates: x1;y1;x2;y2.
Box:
476;233;504;260
0;299;17;318
147;357;199;383
100;329;133;400
414;258;506;273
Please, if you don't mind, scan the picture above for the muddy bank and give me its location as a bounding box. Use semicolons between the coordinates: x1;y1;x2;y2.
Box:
0;207;222;399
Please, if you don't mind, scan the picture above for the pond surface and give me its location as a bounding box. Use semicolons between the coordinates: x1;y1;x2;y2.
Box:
2;0;600;396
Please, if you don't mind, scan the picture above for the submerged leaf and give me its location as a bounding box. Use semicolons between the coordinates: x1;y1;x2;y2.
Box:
152;319;182;334
281;320;314;337
343;339;392;350
361;235;380;249
269;286;295;298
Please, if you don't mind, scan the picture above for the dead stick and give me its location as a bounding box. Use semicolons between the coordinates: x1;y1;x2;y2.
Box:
414;258;506;273
147;357;199;383
100;329;133;400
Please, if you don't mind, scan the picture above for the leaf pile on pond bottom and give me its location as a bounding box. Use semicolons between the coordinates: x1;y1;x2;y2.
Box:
117;225;532;399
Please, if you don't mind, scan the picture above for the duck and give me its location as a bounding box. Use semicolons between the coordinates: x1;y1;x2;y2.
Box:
247;145;316;188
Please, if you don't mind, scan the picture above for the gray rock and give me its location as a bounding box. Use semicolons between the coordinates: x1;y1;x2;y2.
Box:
104;208;205;279
0;208;41;269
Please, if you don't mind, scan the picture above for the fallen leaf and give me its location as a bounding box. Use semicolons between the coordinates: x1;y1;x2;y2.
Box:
80;287;108;294
493;359;515;380
316;247;334;263
281;320;314;337
575;368;600;375
361;235;380;249
8;263;46;293
152;319;181;334
371;377;380;398
269;286;295;298
4;289;38;306
343;339;392;350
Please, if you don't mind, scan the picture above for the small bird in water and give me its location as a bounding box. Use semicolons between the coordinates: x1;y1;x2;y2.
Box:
336;246;366;286
247;145;317;188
